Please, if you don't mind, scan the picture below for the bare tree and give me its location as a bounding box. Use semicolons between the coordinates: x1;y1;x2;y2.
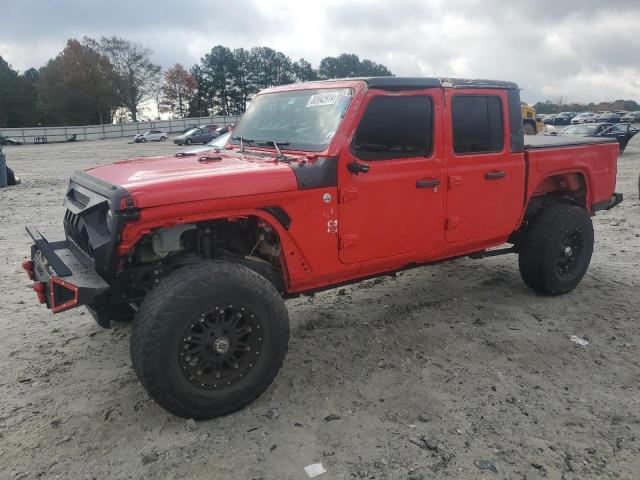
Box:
99;37;161;121
161;64;196;118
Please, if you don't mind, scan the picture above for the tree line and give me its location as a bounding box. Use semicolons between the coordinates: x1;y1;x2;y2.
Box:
533;99;640;114
0;37;392;128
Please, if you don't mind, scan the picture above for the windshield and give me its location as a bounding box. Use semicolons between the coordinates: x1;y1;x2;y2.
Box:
562;124;599;134
230;87;354;152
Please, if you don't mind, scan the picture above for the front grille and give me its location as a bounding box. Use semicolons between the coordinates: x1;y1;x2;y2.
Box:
64;210;94;259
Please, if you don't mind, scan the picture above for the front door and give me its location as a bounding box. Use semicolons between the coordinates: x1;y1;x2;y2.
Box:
338;91;446;264
443;89;525;243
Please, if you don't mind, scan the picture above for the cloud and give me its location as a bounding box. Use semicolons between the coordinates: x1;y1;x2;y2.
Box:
1;0;639;103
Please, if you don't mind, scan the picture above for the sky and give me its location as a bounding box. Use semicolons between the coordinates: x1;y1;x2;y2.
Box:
1;0;639;105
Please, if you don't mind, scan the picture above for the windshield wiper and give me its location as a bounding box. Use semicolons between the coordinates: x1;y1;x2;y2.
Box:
257;141;290;160
231;136;253;152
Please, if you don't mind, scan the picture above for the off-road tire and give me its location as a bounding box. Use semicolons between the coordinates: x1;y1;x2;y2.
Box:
130;261;289;419
518;203;594;295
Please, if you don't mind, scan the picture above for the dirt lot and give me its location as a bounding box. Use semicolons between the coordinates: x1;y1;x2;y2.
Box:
1;136;639;480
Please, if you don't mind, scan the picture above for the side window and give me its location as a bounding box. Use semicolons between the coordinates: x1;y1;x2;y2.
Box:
352;96;433;161
452;95;504;154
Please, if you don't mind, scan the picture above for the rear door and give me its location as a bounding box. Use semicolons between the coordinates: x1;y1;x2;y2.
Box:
337;90;446;264
443;89;524;243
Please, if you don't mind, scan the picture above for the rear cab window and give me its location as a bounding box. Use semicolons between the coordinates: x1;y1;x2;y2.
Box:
451;96;504;154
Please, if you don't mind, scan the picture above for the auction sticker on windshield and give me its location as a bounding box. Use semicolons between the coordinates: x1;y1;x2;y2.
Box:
307;89;351;107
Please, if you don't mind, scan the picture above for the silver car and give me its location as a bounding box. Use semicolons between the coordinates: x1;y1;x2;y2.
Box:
173;127;214;145
134;130;168;143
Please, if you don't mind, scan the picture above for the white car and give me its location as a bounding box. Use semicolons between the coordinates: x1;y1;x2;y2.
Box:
134;130;168;143
570;112;596;124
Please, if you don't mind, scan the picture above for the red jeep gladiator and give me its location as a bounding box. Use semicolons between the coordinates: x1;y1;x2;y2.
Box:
24;77;622;419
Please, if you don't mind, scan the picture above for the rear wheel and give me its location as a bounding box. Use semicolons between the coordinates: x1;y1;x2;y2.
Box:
130;261;289;419
518;203;594;295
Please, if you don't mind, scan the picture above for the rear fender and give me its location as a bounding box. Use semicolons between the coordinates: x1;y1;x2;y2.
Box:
529;171;589;210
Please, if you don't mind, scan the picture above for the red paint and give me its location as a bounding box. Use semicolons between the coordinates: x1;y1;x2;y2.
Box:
22;260;35;281
83;79;619;295
32;282;46;304
49;276;79;313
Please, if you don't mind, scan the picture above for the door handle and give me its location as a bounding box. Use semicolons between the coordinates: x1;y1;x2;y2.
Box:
485;171;506;180
416;179;440;188
347;162;370;174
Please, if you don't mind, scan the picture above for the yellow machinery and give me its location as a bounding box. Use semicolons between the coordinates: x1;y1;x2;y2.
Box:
521;103;544;135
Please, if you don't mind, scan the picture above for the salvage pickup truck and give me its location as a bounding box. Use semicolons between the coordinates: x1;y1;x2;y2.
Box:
23;77;622;419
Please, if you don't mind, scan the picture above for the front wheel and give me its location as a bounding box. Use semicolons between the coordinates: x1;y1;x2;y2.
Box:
130;261;289;419
518;203;594;295
185;138;192;145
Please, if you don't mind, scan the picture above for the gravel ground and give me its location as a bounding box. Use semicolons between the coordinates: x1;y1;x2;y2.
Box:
1;135;639;480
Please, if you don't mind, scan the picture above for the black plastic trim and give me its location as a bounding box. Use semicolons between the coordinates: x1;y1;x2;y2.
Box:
260;206;292;230
592;193;623;212
508;89;525;153
26;226;73;277
288;157;338;189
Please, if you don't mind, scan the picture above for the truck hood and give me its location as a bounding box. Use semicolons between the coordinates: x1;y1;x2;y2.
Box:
85;150;299;208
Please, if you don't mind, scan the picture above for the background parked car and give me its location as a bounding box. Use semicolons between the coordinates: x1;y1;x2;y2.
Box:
542;114;557;124
173;127;214;145
199;124;218;132
621;111;640;123
599;123;639;153
551;112;576;125
592;112;621;123
571;112;596;124
559;123;613;136
134;130;168;143
558;122;638;153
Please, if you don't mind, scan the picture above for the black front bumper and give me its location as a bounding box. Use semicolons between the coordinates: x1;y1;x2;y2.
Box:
23;226;109;313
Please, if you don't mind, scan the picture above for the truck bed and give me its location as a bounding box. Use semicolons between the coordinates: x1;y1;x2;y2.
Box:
523;135;619;212
524;134;617;149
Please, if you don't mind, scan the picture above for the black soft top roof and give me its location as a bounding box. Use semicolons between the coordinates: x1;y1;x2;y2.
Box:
337;77;519;91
